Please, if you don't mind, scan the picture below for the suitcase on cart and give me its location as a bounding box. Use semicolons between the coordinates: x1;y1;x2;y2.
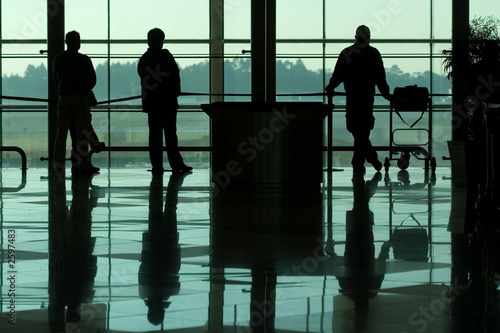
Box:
386;85;436;172
393;85;429;114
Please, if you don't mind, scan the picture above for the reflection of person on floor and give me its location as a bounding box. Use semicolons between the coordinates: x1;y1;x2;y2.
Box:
336;172;385;332
325;25;392;173
139;172;189;325
48;173;98;332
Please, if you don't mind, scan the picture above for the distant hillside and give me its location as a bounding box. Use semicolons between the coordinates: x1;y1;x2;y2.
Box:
1;58;451;104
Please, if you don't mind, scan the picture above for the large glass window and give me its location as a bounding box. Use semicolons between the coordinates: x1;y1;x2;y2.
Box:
223;0;251;39
325;0;431;39
0;0;465;170
1;0;48;168
1;0;47;40
275;0;452;168
277;0;324;39
109;0;209;40
1;0;211;168
65;0;108;39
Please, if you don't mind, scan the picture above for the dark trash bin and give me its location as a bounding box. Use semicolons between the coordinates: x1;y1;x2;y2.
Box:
202;102;331;190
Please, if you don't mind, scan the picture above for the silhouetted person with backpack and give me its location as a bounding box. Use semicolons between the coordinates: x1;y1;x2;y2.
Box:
326;25;392;173
52;31;99;176
138;28;192;174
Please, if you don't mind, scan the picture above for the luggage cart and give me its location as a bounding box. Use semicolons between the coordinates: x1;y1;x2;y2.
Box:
384;85;437;173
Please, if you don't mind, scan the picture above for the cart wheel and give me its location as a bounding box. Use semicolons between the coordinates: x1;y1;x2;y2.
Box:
397;154;410;170
430;157;437;172
384;157;390;172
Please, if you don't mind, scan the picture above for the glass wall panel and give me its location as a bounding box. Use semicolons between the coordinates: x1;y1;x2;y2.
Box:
1;42;46;59
109;0;209;39
170;45;210;106
276;43;324;69
1;51;47;102
92;58;111;104
223;0;251;39
276;44;324;101
470;0;500;18
108;151;149;168
331;111;351;147
276;0;323;39
432;0;452;39
224;43;251;102
432;43;452;102
1;0;47;39
325;0;431;39
109;57;142;101
432;44;452;168
0;0;463;170
65;0;108;39
1;111;47;168
177;111;210;148
375;43;432;76
109;111;147;148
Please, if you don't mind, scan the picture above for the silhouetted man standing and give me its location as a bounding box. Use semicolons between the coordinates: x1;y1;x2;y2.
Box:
326;25;392;173
138;28;192;174
53;31;99;175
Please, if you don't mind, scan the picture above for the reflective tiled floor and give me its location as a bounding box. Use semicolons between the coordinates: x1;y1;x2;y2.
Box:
0;166;499;332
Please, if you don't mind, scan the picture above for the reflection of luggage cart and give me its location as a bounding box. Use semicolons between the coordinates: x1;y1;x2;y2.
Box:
386;173;433;262
384;85;437;172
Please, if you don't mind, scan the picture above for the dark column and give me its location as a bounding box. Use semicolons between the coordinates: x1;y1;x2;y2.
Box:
265;0;276;103
47;1;65;328
251;0;276;103
47;0;65;166
210;0;224;103
209;3;225;332
451;0;469;142
251;0;266;102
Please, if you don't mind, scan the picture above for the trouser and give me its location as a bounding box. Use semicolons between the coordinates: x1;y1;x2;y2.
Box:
346;114;378;167
69;113;100;167
53;95;92;171
147;111;184;169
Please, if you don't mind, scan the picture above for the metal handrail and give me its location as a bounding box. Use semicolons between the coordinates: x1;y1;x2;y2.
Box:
0;146;28;192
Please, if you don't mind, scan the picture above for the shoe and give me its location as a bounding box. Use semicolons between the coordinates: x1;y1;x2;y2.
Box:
73;166;100;174
172;165;193;173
